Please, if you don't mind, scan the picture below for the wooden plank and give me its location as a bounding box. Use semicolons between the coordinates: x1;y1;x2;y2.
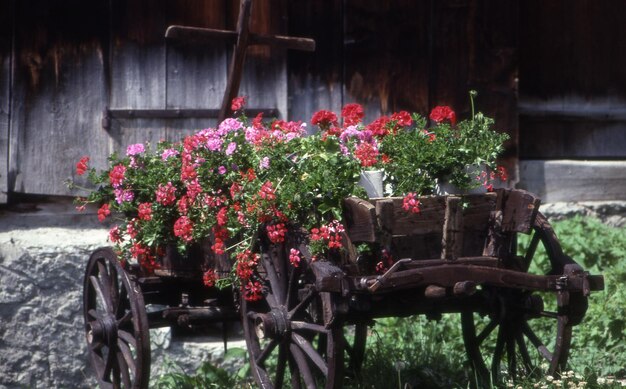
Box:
441;196;464;260
343;197;378;243
231;0;288;120
0;0;12;202
165;0;228;132
343;0;430;122
10;0;111;196
287;0;343;126
108;0;170;152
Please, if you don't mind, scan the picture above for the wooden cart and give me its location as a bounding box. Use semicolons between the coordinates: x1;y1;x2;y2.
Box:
82;189;604;388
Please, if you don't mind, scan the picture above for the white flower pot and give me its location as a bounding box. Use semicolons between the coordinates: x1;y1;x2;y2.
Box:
359;169;384;198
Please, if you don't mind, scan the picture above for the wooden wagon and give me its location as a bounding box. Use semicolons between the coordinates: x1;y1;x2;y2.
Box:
83;188;604;388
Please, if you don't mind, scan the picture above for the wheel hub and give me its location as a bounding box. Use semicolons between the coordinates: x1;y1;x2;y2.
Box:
87;314;118;346
254;307;289;340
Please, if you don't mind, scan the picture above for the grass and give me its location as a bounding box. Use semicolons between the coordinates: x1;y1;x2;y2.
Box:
154;216;626;388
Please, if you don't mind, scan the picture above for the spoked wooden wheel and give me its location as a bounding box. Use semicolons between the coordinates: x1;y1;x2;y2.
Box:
242;246;344;389
83;248;150;389
462;213;587;386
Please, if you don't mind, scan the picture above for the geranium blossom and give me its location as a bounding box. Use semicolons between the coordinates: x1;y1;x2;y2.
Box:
354;142;380;167
429;105;457;125
402;192;421;214
126;143;145;156
289;248;301;267
203;269;218;287
97;204;110;222
173;216;194;242
341;103;365;127
156;182;177;206
243;281;263;301
161;148;179;160
231;96;246;111
138;202;152;221
311;110;338;128
109;164;126;188
76;156;89;176
114;188;134;204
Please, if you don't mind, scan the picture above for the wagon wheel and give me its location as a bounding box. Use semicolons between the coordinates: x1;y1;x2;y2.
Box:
462;213;587;386
83;247;150;389
242;246;344;389
343;322;368;377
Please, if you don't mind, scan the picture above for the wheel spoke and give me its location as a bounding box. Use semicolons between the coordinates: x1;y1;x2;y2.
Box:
118;329;137;349
255;339;278;367
291;321;329;334
274;342;287;389
539;310;559;319
88;309;102;320
516;330;534;374
288;289;315;319
288;353;303;389
491;324;506;379
103;346;116;380
292;332;328;376
116;285;128;319
117;311;132;327
290;343;318;389
524;232;541;270
477;318;499;345
118;339;137;379
117;349;133;388
263;254;285;305
506;335;517;376
90;275;112;313
522;321;553;361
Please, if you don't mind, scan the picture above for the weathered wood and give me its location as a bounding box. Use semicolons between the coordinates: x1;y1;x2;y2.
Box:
166;25;315;52
495;188;540;233
287;0;343;126
441;196;464;260
0;0;12;203
165;0;228;133
11;0;111;196
343;197;378;243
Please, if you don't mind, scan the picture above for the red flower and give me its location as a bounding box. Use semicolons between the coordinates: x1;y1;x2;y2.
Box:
97;204;111;222
354;142;379;167
422;129;436;142
231;96;246;111
203;269;218;287
211;225;229;255
310;220;344;250
402;192;421;214
341;103;365;127
76;156;89;176
181;164;197;182
138;202;152;221
156;182;177;206
311;110;338;128
367;116;390;138
259;181;276;201
429;106;457;125
266;223;287;244
391;111;412;127
252;112;264;129
108;226;122;243
109;164;126;188
497;166;508;182
243;281;264;301
216;207;228;226
126;218;139;239
236;250;259;281
173;216;194;242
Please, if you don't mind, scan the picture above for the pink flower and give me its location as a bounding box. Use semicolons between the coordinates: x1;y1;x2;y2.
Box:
226;142;237;156
126;143;145;156
289;248;301;267
219;118;243;134
259;157;270;170
402;192;421;214
114;188;134;204
266;223;287;243
218;166;227;175
231;96;246;111
173;216;194;242
161;148;179;160
138;202;152;221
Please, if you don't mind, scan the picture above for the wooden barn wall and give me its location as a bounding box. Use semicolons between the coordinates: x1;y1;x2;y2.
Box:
519;0;626;159
288;0;519;181
0;1;12;203
5;0;286;200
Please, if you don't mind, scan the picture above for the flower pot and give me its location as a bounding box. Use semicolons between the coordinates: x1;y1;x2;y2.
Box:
435;164;487;195
359;169;384;198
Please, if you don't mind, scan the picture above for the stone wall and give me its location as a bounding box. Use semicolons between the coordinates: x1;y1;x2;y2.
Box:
0;205;244;388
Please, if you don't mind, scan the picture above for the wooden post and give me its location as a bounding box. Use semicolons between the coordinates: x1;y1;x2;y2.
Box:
165;0;315;122
441;196;464;260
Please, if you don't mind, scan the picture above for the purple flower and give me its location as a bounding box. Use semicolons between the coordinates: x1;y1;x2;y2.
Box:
161;148;179;161
259;157;270;170
126;143;145;156
218;166;227;175
114;188;134;204
226;142;237;156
